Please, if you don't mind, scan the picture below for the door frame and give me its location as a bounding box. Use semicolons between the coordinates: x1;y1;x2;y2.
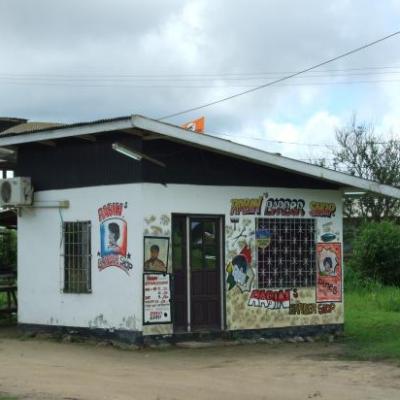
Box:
171;213;226;333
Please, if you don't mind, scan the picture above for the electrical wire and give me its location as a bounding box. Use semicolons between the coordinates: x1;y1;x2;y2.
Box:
209;132;335;147
2;69;400;83
1;78;400;89
1;64;400;79
157;30;400;120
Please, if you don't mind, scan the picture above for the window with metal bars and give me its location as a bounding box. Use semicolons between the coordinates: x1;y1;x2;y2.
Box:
62;221;92;293
256;218;316;288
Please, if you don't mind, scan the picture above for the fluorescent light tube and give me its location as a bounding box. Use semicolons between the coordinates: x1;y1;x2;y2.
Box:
112;143;142;161
112;142;166;168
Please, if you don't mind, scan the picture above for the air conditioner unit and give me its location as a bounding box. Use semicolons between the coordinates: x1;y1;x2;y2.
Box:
0;177;33;207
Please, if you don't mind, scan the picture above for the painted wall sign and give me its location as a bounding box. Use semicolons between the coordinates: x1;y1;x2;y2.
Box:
318;221;340;242
230;196;264;216
289;303;317;315
318;303;336;314
229;194;305;218
316;243;342;302
226;245;254;292
143;273;171;324
309;201;336;218
289;302;336;315
247;289;290;309
97;202;133;274
320;232;337;242
264;197;305;217
255;229;272;249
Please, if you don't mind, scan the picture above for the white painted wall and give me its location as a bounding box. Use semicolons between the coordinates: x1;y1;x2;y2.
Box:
18;182;343;333
18;184;144;331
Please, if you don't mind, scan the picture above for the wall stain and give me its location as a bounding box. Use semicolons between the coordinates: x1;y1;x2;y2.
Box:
89;314;109;329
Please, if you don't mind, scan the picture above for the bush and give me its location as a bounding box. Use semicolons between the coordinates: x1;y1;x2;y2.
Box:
349;221;400;286
344;264;380;291
0;229;17;269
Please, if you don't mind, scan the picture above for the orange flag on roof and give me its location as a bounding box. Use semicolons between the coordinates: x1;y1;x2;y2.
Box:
181;116;205;134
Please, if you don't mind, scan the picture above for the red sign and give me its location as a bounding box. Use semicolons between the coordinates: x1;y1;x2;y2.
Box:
316;243;342;302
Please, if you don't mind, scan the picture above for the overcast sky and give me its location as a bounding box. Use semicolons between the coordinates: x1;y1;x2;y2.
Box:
1;0;400;160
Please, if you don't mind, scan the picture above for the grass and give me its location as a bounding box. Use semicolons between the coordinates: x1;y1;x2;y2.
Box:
343;271;400;361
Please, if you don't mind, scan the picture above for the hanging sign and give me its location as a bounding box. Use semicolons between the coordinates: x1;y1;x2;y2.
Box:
143;273;172;324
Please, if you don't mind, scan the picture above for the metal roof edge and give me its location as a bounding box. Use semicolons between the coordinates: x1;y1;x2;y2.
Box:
131;115;400;200
0;112;399;200
0;116;133;146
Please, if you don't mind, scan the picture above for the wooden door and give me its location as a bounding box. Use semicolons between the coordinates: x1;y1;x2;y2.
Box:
171;215;222;332
189;217;221;331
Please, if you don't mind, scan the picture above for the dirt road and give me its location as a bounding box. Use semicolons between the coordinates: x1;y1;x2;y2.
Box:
0;334;400;400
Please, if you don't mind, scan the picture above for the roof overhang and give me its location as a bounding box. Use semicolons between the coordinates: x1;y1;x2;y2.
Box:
0;117;133;145
1;114;400;200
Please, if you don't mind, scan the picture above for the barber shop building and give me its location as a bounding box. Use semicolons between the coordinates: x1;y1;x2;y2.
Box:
1;115;398;342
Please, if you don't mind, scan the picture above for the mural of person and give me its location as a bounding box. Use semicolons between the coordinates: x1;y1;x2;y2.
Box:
100;218;127;257
226;245;254;292
318;248;338;276
144;244;166;272
107;222;122;254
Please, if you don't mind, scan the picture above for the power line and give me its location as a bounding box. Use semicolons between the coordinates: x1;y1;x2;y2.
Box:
1;77;400;89
2;69;400;83
211;131;399;147
210;132;335;147
158;30;400;120
1;64;400;79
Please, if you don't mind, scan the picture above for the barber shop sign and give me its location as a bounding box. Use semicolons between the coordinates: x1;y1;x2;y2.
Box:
97;202;133;274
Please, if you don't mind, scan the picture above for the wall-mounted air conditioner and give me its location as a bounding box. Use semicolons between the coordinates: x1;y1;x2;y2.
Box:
0;177;33;207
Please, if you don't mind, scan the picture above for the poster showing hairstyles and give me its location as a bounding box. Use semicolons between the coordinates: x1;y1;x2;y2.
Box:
143;236;169;273
316;243;342;302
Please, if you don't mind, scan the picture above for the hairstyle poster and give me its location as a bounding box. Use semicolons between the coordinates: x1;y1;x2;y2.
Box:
316;243;342;302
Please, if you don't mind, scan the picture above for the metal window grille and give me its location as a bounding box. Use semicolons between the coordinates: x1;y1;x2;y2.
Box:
257;218;316;288
62;221;92;293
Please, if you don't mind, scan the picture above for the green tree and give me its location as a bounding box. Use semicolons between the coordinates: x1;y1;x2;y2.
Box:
333;116;400;221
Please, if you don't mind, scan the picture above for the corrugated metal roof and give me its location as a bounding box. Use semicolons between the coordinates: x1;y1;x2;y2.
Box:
1;122;65;135
0;116;131;138
0;117;28;133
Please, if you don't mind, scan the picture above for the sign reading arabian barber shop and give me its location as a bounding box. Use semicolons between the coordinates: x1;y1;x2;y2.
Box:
97;202;133;274
229;193;305;217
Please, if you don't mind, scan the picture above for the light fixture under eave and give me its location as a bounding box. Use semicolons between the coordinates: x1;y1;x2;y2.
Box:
112;142;166;168
112;143;142;161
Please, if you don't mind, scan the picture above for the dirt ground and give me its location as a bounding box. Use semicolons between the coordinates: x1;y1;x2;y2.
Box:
0;333;400;400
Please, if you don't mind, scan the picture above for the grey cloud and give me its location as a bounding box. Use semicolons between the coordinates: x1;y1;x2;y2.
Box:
0;0;400;158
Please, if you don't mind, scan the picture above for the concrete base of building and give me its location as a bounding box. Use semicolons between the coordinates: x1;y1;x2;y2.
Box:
18;323;344;347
